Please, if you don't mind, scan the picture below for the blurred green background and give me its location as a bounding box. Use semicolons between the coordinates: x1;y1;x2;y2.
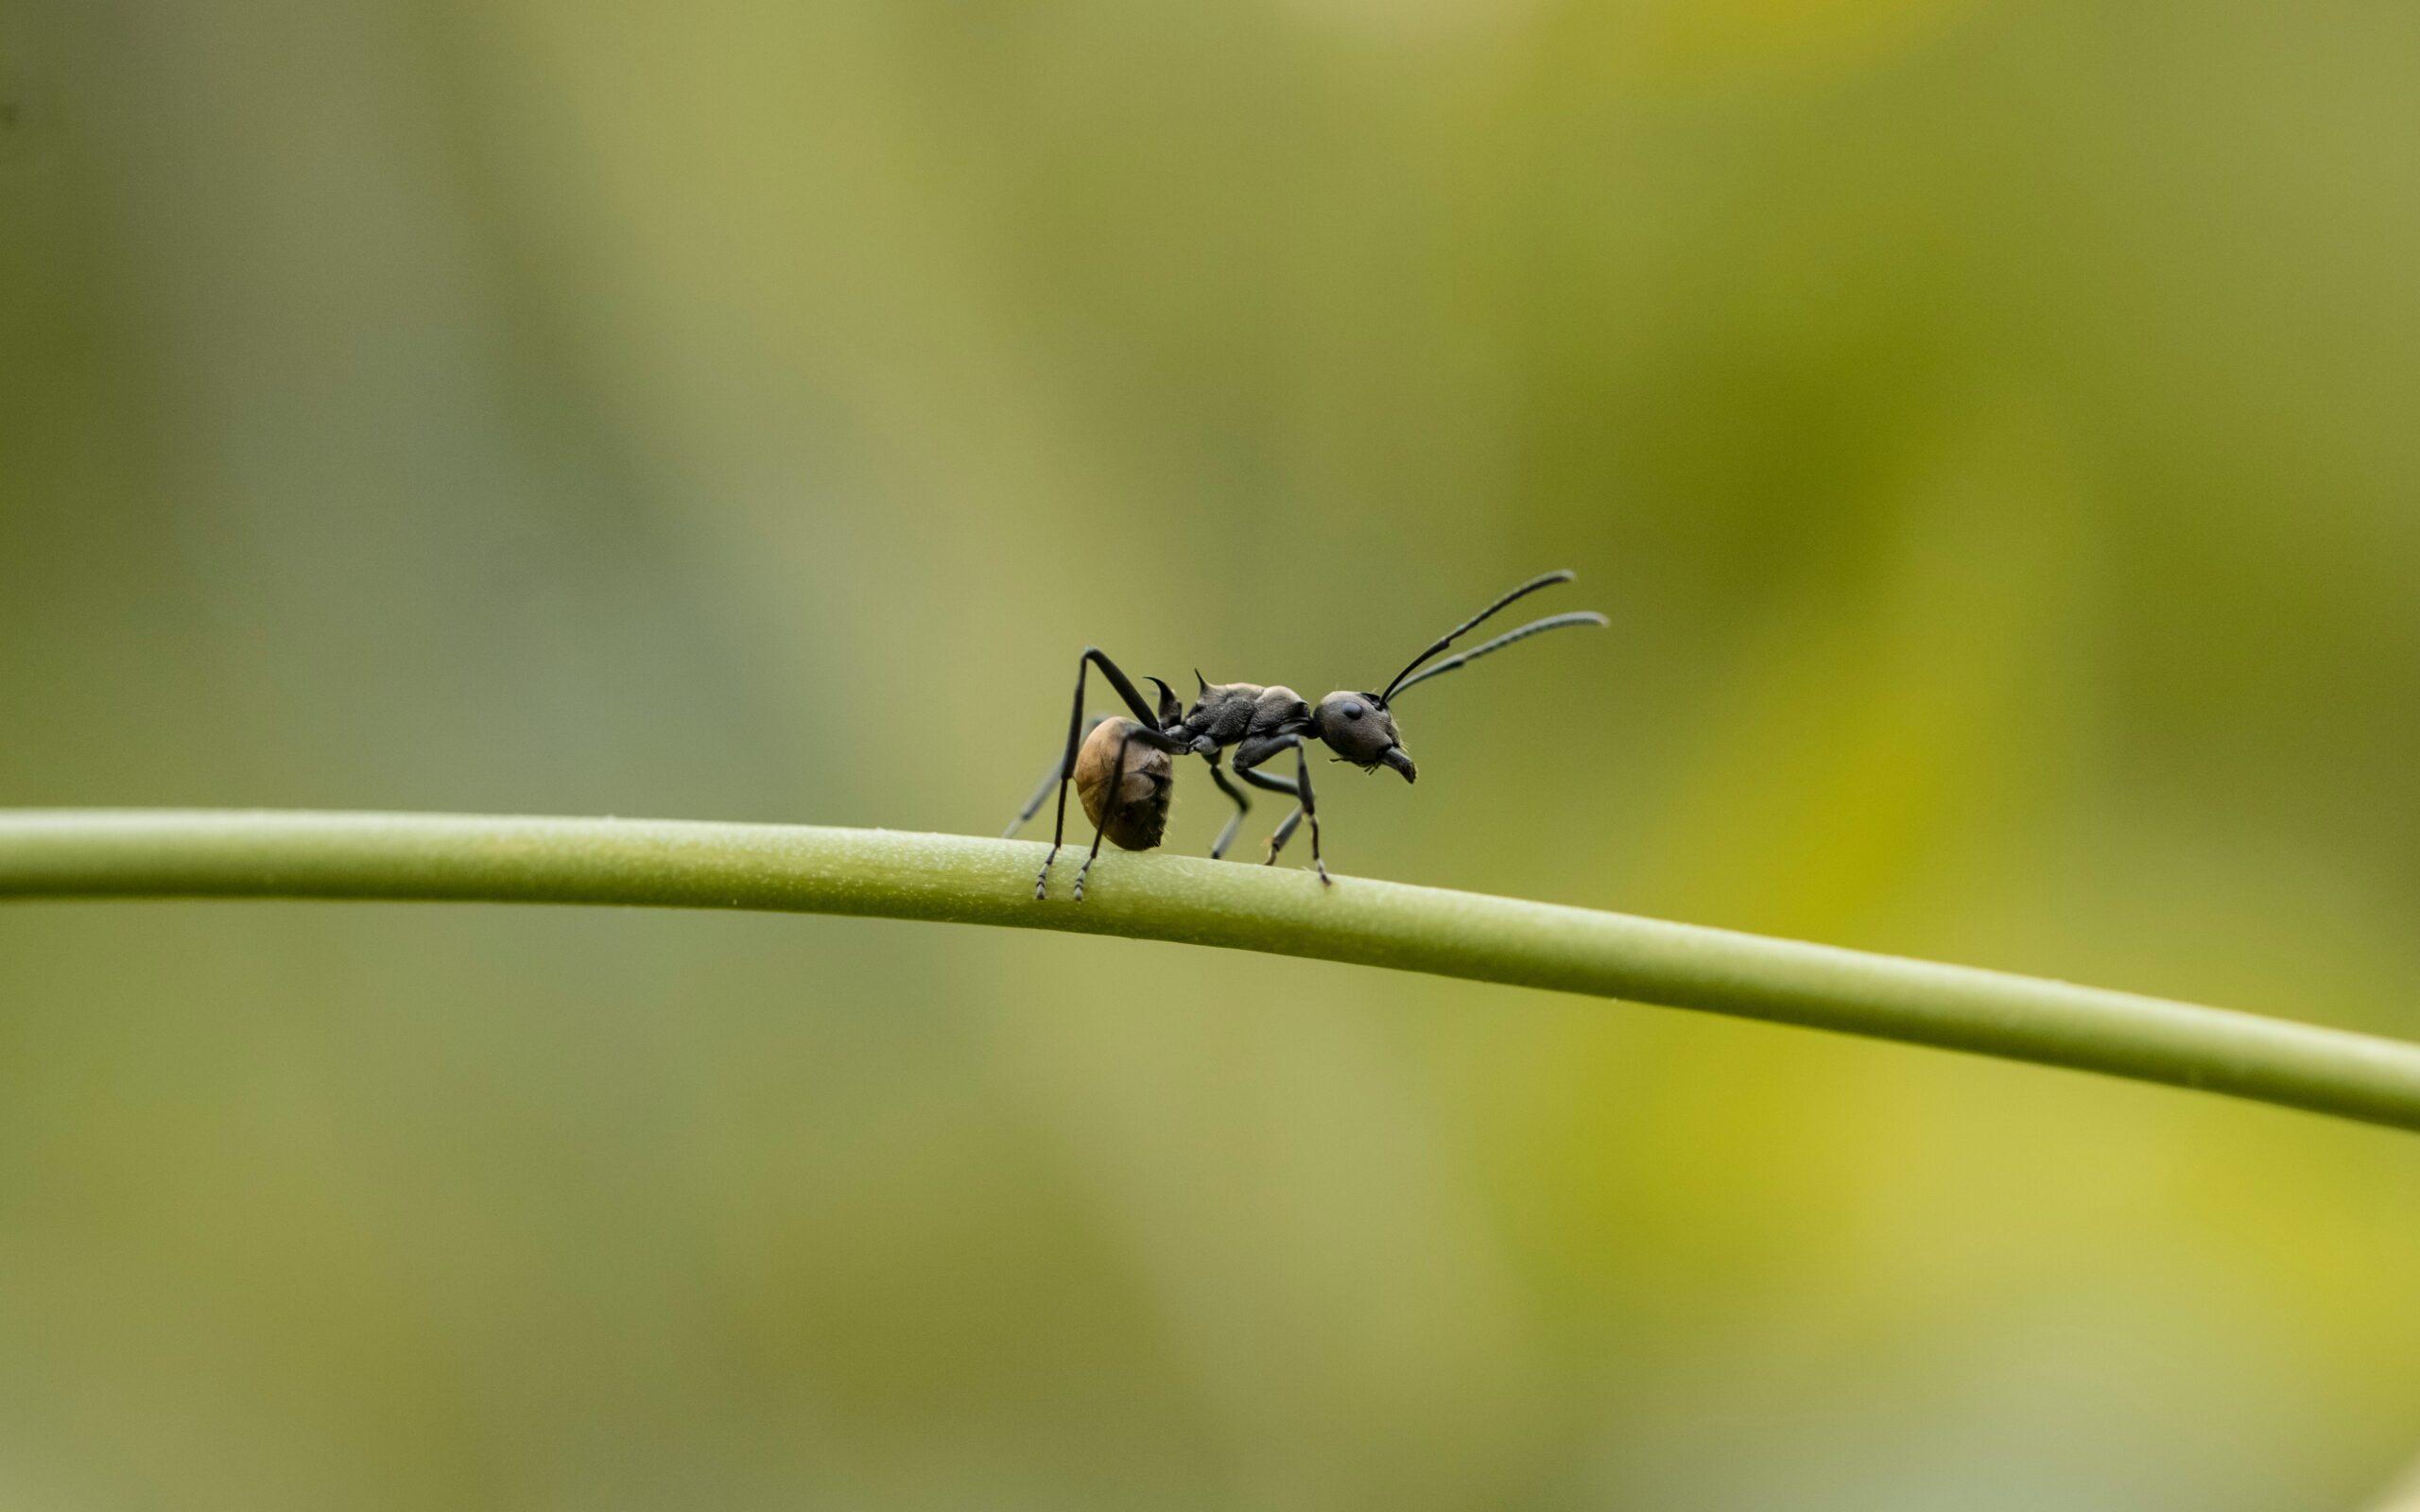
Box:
5;0;2420;1505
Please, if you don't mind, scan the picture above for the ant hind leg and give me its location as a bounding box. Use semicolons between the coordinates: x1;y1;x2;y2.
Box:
1073;727;1135;902
1026;648;1177;900
1008;716;1107;838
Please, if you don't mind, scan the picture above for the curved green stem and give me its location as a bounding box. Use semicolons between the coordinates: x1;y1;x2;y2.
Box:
5;809;2419;1133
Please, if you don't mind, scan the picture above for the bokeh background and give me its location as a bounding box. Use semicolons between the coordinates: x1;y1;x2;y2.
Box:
5;0;2420;1506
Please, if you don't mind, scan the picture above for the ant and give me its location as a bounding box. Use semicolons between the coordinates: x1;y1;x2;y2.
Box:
1007;570;1607;901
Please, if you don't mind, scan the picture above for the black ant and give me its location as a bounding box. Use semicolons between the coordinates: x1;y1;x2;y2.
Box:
1007;570;1607;900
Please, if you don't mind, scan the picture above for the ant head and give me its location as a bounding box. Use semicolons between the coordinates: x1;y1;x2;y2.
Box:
1315;692;1416;782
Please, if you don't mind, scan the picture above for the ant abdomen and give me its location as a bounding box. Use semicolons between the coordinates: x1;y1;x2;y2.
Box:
1074;718;1173;851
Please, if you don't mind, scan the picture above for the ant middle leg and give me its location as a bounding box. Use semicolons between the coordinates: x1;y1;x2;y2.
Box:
1265;804;1305;861
1236;735;1328;885
1205;756;1252;860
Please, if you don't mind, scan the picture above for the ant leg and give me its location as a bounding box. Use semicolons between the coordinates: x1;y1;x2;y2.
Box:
1235;736;1330;885
1072;726;1134;902
1205;756;1251;860
1286;740;1326;885
1265;805;1305;860
1031;649;1177;900
1008;715;1109;837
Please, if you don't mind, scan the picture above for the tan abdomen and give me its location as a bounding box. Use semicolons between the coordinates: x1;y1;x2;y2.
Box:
1075;719;1173;851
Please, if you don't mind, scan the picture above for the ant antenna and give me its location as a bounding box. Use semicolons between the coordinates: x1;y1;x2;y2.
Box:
1377;570;1582;706
1381;610;1608;700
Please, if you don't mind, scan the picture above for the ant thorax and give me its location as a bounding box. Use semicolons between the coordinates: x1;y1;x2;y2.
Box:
1179;681;1312;750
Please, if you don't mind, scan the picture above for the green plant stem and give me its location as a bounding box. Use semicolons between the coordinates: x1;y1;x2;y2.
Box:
5;808;2419;1133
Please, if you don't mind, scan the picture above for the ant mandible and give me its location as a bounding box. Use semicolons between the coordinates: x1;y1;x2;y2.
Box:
1006;570;1607;901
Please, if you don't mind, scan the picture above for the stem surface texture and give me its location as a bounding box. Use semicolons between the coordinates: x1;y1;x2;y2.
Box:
7;809;2419;1133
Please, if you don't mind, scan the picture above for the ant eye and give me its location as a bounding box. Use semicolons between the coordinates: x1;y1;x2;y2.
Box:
1343;702;1364;720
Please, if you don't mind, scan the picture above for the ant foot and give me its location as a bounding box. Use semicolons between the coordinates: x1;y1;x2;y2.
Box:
1316;861;1332;887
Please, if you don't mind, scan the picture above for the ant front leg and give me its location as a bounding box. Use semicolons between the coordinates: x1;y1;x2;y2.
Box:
1235;734;1329;886
1027;648;1179;900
